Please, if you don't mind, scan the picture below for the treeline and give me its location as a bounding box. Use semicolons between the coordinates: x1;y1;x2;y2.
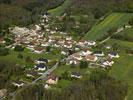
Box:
15;69;127;100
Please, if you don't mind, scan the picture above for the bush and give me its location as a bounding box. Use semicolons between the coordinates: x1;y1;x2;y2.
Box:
14;45;25;52
128;19;133;25
0;47;9;56
17;53;23;59
80;61;88;69
25;56;33;64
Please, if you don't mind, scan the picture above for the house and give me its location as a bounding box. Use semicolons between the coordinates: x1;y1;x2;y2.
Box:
41;42;49;47
64;43;72;49
67;58;79;65
46;74;58;84
87;41;96;46
100;59;114;67
12;80;25;87
73;54;82;60
35;63;47;71
78;40;87;46
9;26;30;36
71;72;82;79
0;89;7;98
35;25;41;31
26;70;39;78
44;84;51;89
66;37;72;41
61;51;67;55
93;51;104;57
33;46;44;54
108;52;120;58
80;49;92;56
85;54;98;62
35;58;48;64
0;38;5;44
105;45;112;49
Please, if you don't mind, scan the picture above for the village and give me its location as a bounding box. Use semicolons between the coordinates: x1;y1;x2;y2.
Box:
0;13;120;92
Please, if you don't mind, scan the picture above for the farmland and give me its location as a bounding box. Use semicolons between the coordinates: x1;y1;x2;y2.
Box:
84;13;133;40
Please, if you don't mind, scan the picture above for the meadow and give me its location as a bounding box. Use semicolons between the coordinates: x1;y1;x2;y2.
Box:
84;13;133;40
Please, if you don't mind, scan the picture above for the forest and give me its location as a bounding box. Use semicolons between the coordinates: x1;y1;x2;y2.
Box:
14;69;127;100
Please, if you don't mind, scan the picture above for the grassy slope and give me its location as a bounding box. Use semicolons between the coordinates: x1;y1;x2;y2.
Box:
48;0;72;16
107;39;133;48
109;54;133;100
107;38;133;100
84;13;133;40
116;27;133;38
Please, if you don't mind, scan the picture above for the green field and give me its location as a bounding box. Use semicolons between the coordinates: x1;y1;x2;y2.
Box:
115;27;133;39
109;54;133;100
107;39;133;48
106;38;133;100
84;13;133;40
0;48;62;67
48;0;72;16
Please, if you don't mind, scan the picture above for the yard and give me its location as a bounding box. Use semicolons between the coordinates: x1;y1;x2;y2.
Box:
84;13;133;40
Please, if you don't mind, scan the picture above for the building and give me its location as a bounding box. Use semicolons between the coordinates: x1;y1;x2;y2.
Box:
0;89;7;99
73;54;82;61
108;52;120;58
46;74;58;84
85;54;98;62
35;58;48;64
93;51;104;57
71;72;82;79
12;80;25;87
35;63;47;71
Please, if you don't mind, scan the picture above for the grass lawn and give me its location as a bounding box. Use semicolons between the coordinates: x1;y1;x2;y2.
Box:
54;65;92;76
84;13;133;40
53;64;93;90
0;48;62;67
48;0;72;16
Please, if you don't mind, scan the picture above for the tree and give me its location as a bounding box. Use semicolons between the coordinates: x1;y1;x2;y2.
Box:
107;27;118;36
14;45;24;52
25;56;33;64
80;61;88;69
0;47;9;56
46;46;51;52
18;53;23;59
61;71;69;80
128;19;133;25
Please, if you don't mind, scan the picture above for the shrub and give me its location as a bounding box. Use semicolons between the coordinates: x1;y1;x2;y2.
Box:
14;45;25;52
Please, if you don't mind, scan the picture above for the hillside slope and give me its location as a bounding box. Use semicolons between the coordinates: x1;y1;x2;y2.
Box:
84;13;133;40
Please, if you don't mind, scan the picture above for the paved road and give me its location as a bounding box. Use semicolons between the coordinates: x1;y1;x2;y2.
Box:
32;62;59;83
32;58;66;84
